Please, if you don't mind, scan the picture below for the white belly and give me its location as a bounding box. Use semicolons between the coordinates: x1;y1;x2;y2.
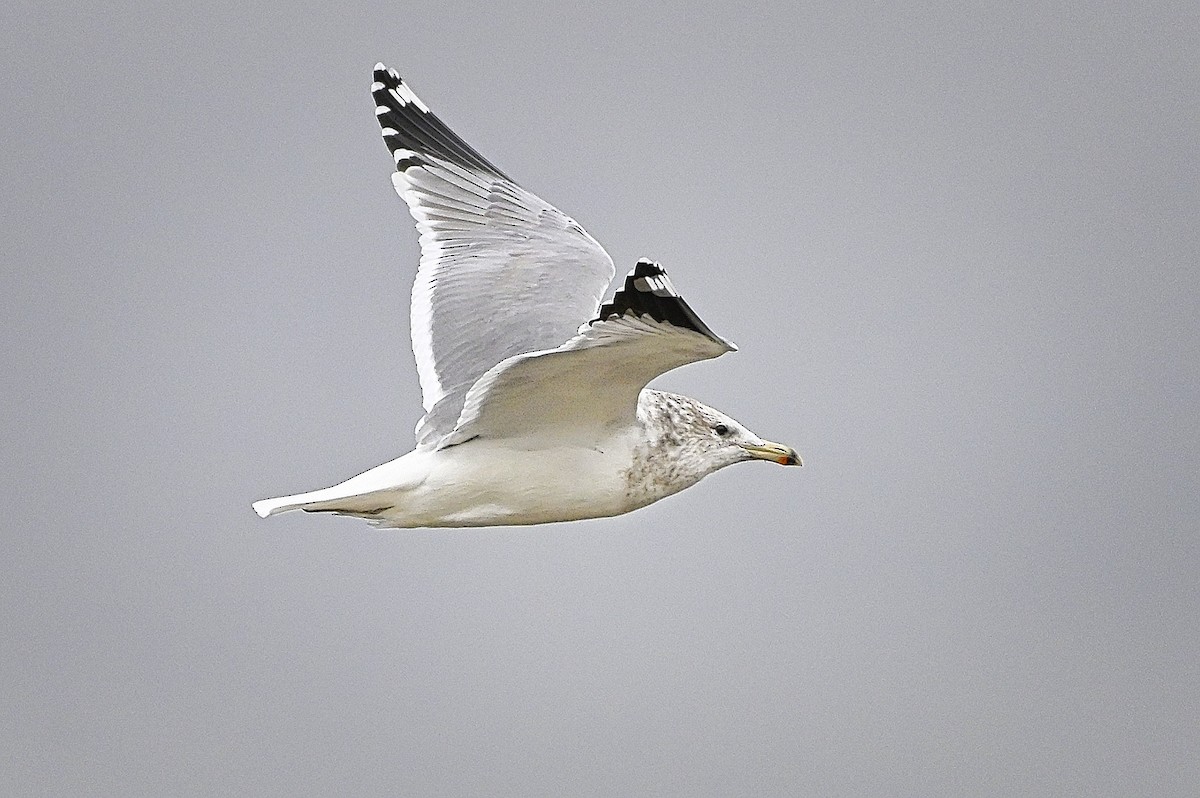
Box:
343;435;639;528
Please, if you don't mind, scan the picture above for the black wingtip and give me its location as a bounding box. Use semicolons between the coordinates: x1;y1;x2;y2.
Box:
369;64;508;179
594;260;732;346
372;63;402;87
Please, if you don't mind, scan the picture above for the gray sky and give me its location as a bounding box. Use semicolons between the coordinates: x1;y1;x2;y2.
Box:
3;1;1198;795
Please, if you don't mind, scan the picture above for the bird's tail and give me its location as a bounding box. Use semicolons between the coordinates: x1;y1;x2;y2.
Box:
252;494;307;518
253;456;416;520
252;486;394;519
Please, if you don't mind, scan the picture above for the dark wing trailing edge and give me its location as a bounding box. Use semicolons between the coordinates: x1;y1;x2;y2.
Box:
371;64;508;179
594;259;734;349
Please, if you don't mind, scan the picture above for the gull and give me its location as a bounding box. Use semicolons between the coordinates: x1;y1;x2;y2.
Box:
252;64;801;528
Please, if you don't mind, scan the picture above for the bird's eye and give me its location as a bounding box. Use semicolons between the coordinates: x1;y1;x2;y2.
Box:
714;424;730;437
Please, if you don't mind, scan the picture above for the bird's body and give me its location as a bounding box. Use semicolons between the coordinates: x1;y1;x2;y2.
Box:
253;65;800;528
255;440;632;528
253;390;794;527
256;416;641;528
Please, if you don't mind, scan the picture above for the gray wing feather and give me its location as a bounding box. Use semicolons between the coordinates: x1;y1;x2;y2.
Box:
441;261;737;447
372;64;615;447
443;315;734;448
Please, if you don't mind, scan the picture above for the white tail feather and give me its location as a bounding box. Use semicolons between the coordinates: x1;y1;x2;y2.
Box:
251;486;358;518
252;494;310;518
252;485;400;519
252;454;421;521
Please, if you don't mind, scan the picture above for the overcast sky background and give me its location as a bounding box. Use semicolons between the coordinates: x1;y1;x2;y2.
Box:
3;1;1198;795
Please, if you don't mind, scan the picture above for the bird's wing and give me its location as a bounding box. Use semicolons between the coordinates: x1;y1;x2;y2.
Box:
439;260;736;448
371;64;616;446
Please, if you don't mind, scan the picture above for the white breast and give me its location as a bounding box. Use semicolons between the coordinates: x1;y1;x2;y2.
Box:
369;432;641;527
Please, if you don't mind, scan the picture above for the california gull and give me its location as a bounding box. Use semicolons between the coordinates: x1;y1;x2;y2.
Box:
252;64;801;528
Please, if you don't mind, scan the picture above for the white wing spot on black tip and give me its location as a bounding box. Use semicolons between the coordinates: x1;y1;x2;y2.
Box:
593;260;726;343
632;273;679;297
393;82;429;113
369;65;510;179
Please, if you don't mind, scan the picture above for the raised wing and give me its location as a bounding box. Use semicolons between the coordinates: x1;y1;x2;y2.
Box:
440;260;736;448
371;64;615;446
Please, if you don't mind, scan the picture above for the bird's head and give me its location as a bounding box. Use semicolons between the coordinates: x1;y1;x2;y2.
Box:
687;400;802;470
636;390;801;481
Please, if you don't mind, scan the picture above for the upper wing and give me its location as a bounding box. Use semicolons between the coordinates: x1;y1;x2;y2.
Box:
439;260;737;448
371;64;615;446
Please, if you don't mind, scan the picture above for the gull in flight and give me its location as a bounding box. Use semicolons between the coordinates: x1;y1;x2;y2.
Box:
253;64;801;528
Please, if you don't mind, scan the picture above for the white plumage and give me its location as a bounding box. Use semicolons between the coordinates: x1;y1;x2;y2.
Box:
252;64;800;528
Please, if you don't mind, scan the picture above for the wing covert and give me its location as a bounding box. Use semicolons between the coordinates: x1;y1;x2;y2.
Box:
440;261;736;447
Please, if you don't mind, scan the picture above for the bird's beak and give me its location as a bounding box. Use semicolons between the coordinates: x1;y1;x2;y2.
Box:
740;441;803;466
